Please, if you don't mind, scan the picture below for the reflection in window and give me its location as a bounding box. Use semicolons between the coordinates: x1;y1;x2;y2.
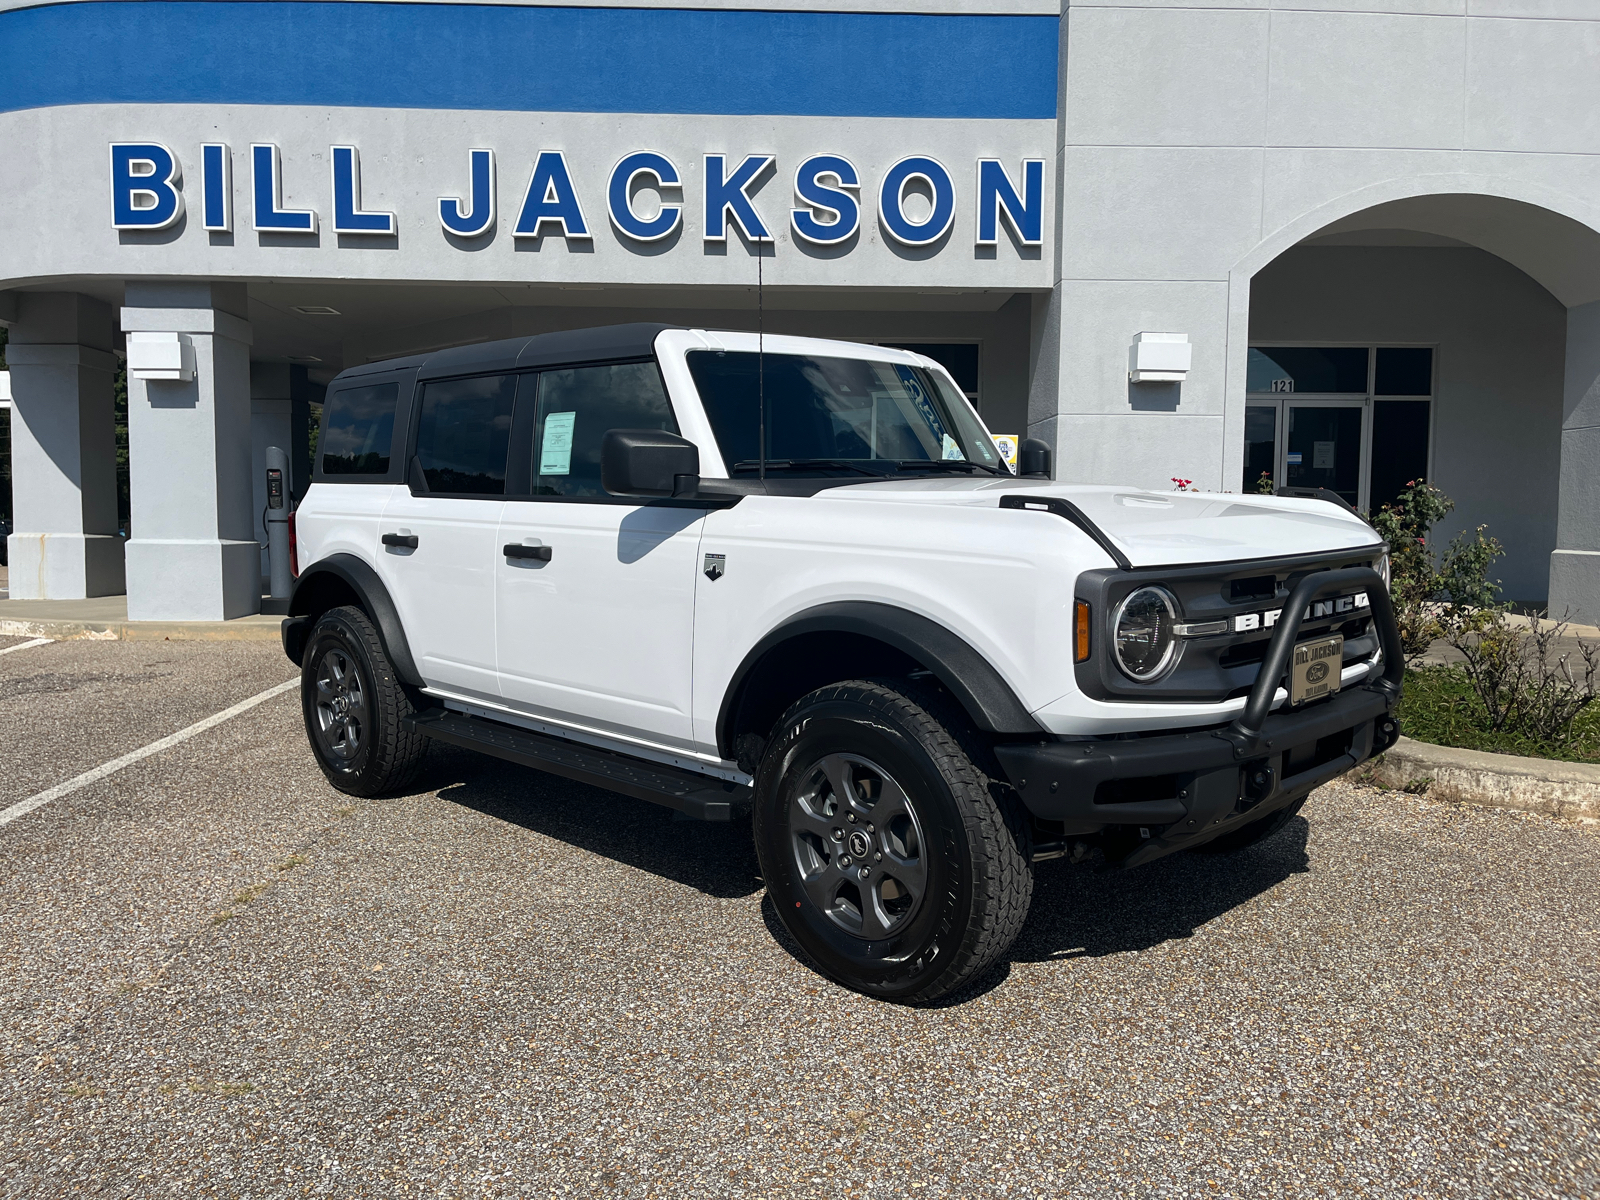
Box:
1285;405;1363;506
533;362;676;498
1370;400;1431;512
1247;347;1368;394
415;374;517;495
320;383;397;476
1244;405;1276;493
1375;347;1433;396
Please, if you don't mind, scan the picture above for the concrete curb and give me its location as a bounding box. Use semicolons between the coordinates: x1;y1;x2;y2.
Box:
0;616;282;643
1361;736;1600;823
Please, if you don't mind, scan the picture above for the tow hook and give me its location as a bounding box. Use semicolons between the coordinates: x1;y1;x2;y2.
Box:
1243;761;1276;805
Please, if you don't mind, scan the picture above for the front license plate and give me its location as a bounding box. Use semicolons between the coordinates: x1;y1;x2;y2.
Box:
1290;634;1345;706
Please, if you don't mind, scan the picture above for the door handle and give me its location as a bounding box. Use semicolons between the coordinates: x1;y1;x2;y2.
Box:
382;533;419;549
503;543;552;561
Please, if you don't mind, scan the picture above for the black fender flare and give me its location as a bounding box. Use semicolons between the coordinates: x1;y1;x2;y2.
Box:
284;553;424;688
716;600;1043;756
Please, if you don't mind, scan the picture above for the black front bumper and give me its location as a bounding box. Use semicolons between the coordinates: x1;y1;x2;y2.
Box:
995;683;1399;867
994;564;1406;869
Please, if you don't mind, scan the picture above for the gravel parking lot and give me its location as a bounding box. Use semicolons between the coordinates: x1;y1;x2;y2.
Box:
1;636;1596;1199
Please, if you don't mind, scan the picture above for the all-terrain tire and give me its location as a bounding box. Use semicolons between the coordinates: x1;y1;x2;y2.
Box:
1192;795;1307;855
752;678;1033;1004
300;605;427;797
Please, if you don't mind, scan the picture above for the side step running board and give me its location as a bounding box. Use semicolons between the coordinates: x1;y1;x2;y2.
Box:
404;708;749;821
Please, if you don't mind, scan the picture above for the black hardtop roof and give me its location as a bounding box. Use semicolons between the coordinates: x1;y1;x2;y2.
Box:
330;322;683;387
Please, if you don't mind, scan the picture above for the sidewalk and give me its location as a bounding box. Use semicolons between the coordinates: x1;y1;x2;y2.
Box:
1414;612;1600;669
0;591;283;642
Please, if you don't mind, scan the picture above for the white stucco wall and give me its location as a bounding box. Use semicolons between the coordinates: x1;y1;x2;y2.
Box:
1043;0;1600;499
1250;245;1566;605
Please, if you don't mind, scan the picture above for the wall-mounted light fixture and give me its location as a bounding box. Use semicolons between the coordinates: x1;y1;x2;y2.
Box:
1128;332;1191;383
126;331;195;382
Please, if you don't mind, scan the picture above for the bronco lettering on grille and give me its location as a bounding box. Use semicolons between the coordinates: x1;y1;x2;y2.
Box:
1233;592;1368;634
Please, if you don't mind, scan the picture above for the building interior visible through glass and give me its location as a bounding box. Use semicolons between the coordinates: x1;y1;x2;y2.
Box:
1245;346;1432;512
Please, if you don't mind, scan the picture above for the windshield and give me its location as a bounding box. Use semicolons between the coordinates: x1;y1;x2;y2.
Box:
686;350;1005;475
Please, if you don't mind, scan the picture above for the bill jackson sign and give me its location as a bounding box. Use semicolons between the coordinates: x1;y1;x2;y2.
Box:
109;142;1045;253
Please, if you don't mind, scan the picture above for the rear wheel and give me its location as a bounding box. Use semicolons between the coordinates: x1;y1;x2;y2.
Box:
753;679;1032;1004
301;605;427;797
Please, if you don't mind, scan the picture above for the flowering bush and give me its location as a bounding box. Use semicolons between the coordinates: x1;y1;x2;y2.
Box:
1368;479;1502;661
1254;471;1275;496
1170;477;1194;492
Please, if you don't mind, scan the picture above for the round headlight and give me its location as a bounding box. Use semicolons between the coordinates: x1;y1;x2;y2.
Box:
1113;586;1180;682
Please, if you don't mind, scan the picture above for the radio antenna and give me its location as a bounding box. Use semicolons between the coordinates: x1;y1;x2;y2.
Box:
757;234;766;482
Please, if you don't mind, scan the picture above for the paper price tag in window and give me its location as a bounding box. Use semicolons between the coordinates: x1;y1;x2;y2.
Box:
991;434;1019;469
540;411;576;476
941;434;963;461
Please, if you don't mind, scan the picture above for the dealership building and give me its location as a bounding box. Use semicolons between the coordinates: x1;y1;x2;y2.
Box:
0;0;1597;621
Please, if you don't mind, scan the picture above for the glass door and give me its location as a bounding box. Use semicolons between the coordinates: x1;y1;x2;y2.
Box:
1283;401;1365;508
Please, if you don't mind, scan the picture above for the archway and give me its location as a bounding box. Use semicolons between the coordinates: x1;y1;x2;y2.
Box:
1224;183;1600;617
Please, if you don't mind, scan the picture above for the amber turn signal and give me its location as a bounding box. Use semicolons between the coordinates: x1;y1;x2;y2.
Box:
1074;599;1091;663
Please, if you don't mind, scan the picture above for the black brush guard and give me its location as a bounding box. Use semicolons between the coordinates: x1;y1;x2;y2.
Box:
994;566;1404;867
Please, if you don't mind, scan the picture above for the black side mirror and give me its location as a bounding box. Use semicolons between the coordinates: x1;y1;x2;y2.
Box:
1019;438;1053;480
602;429;701;498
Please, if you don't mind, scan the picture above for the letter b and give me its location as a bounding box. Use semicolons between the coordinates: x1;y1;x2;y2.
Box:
110;143;184;230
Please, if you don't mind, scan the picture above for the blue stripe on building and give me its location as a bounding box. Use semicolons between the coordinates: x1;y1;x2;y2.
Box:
0;2;1059;119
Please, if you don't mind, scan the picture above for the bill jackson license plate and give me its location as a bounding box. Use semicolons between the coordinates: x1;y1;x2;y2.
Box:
1290;634;1345;705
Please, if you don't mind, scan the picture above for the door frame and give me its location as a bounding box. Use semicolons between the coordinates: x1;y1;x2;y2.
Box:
1275;397;1370;510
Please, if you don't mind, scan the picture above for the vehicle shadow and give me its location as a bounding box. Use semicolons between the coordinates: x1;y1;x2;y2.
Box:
423;745;764;901
1009;818;1311;962
425;745;1310;991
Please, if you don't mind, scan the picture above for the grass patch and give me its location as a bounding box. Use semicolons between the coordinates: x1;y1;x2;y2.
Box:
1397;666;1600;763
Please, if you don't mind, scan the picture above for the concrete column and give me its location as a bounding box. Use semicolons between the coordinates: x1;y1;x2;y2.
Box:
1550;300;1600;624
1029;278;1234;492
3;292;124;598
121;282;258;621
250;362;292;586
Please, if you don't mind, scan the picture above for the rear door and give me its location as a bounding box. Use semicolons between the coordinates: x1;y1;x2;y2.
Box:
495;360;705;751
300;374;407;570
375;371;520;703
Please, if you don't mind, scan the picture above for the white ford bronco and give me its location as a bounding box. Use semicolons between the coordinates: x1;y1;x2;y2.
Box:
284;323;1402;1003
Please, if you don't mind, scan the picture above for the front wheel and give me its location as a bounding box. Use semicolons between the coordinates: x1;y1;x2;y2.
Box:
300;605;427;797
753;679;1033;1004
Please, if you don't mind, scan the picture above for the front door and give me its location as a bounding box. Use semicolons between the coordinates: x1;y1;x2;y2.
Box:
495;360;704;751
375;372;518;702
1283;401;1364;509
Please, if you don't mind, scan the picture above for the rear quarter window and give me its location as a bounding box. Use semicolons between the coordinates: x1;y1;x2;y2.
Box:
320;383;399;477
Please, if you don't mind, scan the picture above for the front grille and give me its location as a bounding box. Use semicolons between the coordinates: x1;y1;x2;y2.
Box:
1074;546;1386;703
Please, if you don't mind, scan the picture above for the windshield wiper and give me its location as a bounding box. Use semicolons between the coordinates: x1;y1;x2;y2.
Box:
892;460;1007;477
730;459;890;478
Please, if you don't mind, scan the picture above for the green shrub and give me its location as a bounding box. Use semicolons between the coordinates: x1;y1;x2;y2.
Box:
1397;662;1600;763
1368;480;1503;662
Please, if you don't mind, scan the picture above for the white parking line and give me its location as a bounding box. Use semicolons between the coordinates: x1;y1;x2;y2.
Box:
0;637;53;657
0;678;299;829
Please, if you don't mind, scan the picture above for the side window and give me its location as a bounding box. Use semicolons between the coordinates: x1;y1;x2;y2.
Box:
414;374;517;495
320;383;398;476
532;362;676;498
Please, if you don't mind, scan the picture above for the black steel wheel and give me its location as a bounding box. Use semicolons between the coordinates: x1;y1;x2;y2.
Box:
754;679;1032;1004
300;605;427;797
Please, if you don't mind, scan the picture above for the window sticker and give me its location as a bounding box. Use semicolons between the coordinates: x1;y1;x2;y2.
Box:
539;411;576;476
941;434;963;461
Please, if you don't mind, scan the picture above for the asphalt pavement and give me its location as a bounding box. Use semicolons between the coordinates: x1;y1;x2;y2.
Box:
1;635;1596;1199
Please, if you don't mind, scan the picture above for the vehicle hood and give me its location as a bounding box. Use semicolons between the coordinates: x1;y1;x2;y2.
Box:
823;477;1383;567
